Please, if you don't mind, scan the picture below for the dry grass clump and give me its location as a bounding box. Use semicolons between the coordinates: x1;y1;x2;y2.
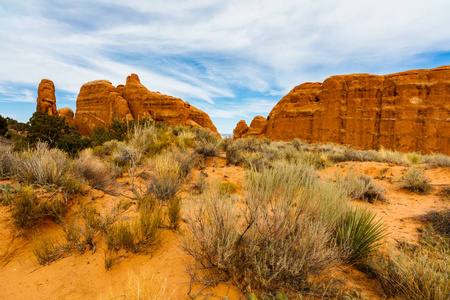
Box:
218;182;238;196
12;142;70;185
9;185;65;229
193;128;221;157
420;209;450;237
424;153;450;168
74;149;116;193
167;197;181;229
366;245;450;300
182;162;362;296
0;144;13;179
335;169;385;203
101;272;167;300
106;206;163;254
147;153;184;200
401;167;432;194
31;235;65;265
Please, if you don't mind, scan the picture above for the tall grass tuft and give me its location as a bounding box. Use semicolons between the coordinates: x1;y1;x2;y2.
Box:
402;167;432;194
366;247;450;300
12;142;70;185
74;149;116;193
147;153;184;200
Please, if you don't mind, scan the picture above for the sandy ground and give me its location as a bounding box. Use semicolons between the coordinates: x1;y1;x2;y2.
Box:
0;156;448;299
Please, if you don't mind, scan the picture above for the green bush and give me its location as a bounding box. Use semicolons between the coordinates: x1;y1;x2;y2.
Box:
0;114;7;136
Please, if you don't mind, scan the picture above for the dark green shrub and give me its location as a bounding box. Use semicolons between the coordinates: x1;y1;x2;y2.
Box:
0;114;7;136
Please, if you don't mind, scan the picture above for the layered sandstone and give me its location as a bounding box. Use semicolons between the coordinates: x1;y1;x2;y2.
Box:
238;66;450;154
73;74;219;137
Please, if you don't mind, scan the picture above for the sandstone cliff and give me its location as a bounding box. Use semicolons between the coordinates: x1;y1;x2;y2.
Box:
73;74;219;137
236;66;450;155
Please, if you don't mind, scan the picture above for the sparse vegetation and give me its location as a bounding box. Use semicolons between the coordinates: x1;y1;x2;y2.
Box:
336;169;385;203
402;167;432;194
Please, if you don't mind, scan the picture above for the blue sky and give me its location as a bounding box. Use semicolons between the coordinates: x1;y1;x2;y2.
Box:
1;0;450;133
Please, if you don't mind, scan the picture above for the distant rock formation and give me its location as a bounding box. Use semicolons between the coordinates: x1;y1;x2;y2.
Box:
234;66;450;155
36;79;75;125
36;74;220;137
233;120;248;139
233;116;267;139
36;79;57;116
73;74;219;137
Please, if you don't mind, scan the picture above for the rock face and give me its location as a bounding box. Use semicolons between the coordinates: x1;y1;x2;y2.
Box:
36;79;75;125
74;80;134;135
233;116;267;139
74;74;219;137
57;107;75;127
36;79;57;116
245;116;267;138
237;66;450;155
233;120;248;139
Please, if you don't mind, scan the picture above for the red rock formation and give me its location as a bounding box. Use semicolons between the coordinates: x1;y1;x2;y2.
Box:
233;120;248;139
73;80;134;135
36;79;57;116
36;79;76;126
57;107;75;127
259;66;450;155
73;74;219;137
243;116;266;138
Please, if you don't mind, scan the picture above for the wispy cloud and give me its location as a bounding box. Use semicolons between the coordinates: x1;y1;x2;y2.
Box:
1;0;450;132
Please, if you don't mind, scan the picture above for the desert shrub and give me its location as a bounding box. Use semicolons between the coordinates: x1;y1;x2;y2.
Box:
407;152;423;164
402;167;432;194
12;142;70;185
336;169;385;203
0;114;7;136
10;186;40;229
182;162;350;296
420;209;450;237
366;247;450;300
147;153;184;200
335;207;387;263
298;151;332;169
424;153;450;168
32;235;64;265
0;145;13;178
106;206;162;253
169;149;198;176
174;129;196;150
26;111;73;148
194;128;221;157
167;197;181;229
61;174;86;195
219;182;238;196
90;119;128;147
56;130;91;155
74;149;116;192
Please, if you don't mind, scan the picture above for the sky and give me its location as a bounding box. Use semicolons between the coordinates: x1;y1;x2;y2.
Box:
1;0;450;134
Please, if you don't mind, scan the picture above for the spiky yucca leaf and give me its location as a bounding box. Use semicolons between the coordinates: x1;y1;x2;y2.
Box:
336;207;387;262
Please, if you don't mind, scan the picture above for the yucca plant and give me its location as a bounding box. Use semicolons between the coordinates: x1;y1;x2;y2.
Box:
336;207;387;262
